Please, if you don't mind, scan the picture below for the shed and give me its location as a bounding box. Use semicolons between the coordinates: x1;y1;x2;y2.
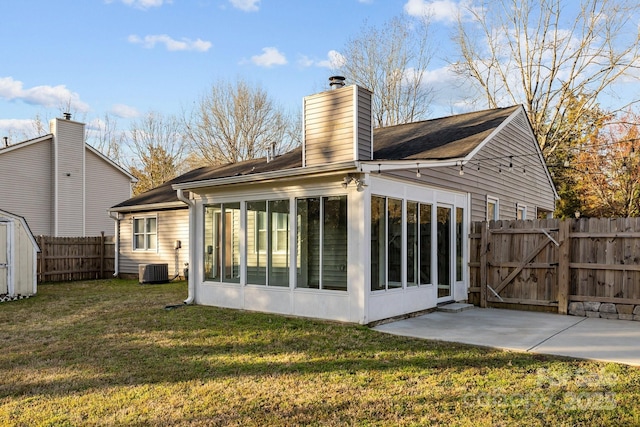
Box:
0;209;40;301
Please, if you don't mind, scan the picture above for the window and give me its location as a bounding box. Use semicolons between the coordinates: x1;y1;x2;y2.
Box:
456;207;464;281
247;200;289;286
406;201;432;287
487;196;499;221
204;203;241;283
296;196;347;291
133;216;157;251
517;204;527;220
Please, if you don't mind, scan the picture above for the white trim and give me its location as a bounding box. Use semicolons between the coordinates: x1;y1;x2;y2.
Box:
109;201;188;213
487;195;499;221
517;203;527;220
132;214;159;252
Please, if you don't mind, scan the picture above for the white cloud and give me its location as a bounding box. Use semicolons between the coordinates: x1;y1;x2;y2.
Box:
0;119;35;140
128;34;212;52
404;0;462;23
298;50;346;69
110;104;141;118
230;0;260;12
0;76;90;112
251;47;287;67
105;0;172;10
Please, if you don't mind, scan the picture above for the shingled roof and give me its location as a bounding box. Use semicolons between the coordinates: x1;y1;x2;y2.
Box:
111;105;521;210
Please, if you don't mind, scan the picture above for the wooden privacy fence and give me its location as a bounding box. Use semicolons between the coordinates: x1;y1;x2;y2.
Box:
36;233;115;283
468;218;640;314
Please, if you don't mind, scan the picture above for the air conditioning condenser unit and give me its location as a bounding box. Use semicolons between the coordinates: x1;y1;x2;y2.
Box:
138;263;169;284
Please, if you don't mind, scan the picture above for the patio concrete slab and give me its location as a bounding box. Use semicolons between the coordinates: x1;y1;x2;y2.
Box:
372;308;640;366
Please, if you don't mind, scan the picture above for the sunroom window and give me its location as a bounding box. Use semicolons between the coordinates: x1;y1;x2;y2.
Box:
246;200;289;287
296;196;347;291
203;203;241;283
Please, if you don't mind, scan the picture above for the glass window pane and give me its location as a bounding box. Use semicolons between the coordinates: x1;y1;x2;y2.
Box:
133;218;144;234
419;204;432;285
247;201;267;285
322;196;347;290
147;233;157;250
203;205;221;280
147;217;157;233
134;234;145;249
437;206;451;298
456;207;463;282
269;200;289;287
387;198;403;288
223;203;241;283
407;201;418;287
371;196;386;291
296;198;320;289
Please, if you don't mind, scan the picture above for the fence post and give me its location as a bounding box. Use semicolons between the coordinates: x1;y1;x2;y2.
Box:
37;235;45;283
557;219;571;314
480;223;488;308
100;231;105;279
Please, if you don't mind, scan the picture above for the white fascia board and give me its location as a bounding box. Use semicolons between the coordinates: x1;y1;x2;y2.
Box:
108;201;188;213
357;158;465;173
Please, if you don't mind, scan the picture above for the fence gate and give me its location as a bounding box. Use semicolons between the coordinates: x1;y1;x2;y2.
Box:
480;220;562;310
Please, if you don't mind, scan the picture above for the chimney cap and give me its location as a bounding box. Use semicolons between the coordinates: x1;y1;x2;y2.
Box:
329;75;346;89
63;112;72;120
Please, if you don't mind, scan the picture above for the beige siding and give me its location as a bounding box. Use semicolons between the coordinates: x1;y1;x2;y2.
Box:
0;139;53;235
303;85;372;166
14;219;36;295
51;119;85;236
85;149;131;235
388;110;556;222
118;208;189;275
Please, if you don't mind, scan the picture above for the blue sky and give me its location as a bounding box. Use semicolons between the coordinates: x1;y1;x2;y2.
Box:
0;0;471;141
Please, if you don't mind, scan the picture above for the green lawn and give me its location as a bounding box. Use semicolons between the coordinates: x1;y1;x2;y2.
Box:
1;280;638;426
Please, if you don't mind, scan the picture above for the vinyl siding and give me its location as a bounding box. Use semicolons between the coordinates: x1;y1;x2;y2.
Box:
85;149;131;235
118;208;189;275
303;85;372;166
0;139;53;235
387;109;556;222
52;119;84;236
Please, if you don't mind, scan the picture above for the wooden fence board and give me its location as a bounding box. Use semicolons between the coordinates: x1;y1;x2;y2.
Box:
469;217;640;313
37;233;115;282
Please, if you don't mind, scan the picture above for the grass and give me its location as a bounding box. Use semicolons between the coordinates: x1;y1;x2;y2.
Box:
0;280;639;426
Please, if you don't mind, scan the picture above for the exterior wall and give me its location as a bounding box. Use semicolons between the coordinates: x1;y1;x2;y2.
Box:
0;214;38;297
387;110;556;222
85;149;132;235
303;85;373;167
0;139;53;236
117;208;189;276
188;174;468;324
51;118;85;236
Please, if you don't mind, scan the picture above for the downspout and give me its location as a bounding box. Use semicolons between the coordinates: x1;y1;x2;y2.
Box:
108;211;120;277
177;188;195;304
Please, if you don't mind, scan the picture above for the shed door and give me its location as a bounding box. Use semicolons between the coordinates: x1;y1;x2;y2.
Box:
0;221;8;295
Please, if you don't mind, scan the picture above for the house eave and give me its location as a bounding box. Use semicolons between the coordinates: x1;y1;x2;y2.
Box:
172;161;359;192
108;201;187;213
357;158;466;173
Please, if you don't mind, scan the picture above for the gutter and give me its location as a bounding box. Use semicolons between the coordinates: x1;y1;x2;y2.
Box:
176;189;195;305
108;211;121;277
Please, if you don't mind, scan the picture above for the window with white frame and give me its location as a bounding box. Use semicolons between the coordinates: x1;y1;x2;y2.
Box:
487;196;499;221
133;216;157;251
517;204;527;220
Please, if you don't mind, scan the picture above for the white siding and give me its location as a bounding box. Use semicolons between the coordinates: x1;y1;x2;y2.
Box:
0;139;53;235
118;208;190;275
51;119;85;236
85;150;132;235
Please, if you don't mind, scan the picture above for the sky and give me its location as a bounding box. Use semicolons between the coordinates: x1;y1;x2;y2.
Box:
0;0;471;143
1;0;638;147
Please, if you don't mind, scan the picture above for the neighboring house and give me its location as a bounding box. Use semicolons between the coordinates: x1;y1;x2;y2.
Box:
0;116;137;237
112;81;557;324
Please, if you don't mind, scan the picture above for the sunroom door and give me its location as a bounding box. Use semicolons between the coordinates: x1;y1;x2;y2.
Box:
436;205;453;302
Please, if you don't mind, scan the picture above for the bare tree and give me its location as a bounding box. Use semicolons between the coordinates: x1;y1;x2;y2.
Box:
87;113;126;165
452;0;640;159
127;111;188;194
337;15;434;128
184;78;298;165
